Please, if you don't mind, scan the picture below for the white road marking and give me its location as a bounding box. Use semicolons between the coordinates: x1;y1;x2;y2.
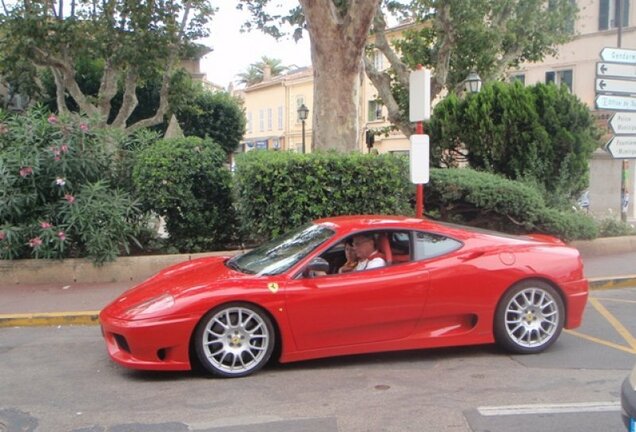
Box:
477;402;621;416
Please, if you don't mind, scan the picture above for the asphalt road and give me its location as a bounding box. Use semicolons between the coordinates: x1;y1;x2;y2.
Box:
1;287;635;432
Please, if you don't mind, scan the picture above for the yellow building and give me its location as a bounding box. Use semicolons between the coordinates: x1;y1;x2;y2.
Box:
238;67;313;153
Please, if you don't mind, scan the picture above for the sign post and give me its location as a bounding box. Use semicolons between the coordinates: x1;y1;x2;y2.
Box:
409;66;431;218
596;47;636;221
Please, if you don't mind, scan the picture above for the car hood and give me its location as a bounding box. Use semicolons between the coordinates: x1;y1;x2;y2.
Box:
101;256;251;318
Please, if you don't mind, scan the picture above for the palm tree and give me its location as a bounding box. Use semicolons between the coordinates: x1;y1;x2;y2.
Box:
236;56;288;86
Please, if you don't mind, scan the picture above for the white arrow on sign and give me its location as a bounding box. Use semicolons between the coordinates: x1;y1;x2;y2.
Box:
600;47;636;64
609;112;636;135
597;62;636;79
596;78;636;94
596;94;636;111
606;135;636;159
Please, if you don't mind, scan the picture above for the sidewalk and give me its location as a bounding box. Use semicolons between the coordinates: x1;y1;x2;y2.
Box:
1;240;635;327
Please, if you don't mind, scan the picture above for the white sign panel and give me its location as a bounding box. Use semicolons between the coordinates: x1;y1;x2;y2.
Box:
409;69;431;122
597;62;636;79
606;135;636;159
595;78;636;94
600;47;636;64
409;134;430;184
609;112;636;135
596;94;636;111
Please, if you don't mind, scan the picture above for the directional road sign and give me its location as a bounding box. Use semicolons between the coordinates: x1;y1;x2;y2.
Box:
597;62;636;79
595;78;636;94
596;94;636;111
609;112;636;135
605;135;636;159
600;47;636;64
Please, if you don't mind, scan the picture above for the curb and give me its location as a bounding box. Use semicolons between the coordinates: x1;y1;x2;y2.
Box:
0;311;100;328
2;276;635;328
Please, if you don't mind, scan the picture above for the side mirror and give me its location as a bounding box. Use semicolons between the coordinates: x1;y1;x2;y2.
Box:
306;257;330;276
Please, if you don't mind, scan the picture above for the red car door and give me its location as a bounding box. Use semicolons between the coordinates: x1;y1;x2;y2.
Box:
284;263;430;350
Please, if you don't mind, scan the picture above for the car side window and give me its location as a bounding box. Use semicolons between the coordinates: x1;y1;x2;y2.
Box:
412;231;462;261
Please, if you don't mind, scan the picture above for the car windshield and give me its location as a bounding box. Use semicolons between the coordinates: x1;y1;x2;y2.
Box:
227;223;335;276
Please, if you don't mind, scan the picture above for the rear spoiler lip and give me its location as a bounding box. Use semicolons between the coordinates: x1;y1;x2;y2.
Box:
525;233;566;246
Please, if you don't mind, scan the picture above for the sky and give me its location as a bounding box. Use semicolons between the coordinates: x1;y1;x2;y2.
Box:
200;2;312;88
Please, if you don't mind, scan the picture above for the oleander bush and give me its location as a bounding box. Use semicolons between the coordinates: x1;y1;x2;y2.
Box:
132;136;235;252
0;107;144;263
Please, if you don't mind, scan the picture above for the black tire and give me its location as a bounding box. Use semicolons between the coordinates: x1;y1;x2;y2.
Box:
194;303;275;378
494;280;564;354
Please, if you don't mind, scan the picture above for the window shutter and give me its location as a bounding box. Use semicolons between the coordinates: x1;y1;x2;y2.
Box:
621;0;630;27
599;0;609;30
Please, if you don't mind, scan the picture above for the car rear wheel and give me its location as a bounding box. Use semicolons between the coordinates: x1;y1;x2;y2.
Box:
494;280;564;354
194;303;275;378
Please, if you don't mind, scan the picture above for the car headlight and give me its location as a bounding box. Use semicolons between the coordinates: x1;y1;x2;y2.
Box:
124;294;175;318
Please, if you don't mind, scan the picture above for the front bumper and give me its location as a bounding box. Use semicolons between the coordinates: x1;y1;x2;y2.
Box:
100;311;198;371
622;374;636;430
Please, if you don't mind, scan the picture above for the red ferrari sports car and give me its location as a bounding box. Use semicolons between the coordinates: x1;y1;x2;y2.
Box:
100;215;588;378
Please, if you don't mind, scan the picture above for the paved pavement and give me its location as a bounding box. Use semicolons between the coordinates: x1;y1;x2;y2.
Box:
0;247;635;328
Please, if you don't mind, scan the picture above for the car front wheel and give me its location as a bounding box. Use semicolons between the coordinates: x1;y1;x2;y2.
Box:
194;303;275;377
494;280;564;354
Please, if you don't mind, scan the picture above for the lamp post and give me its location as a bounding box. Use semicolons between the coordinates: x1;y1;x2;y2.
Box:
297;103;309;154
464;71;483;94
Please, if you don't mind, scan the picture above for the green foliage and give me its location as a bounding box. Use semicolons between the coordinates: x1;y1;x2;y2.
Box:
236;56;289;86
597;217;636;237
0;1;215;129
0;107;143;263
133;136;235;252
429;82;598;205
233;151;412;241
426;168;598;241
176;91;246;154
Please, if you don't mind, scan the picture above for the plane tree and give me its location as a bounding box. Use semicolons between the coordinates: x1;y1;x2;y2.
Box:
239;0;381;152
0;0;215;133
364;0;579;138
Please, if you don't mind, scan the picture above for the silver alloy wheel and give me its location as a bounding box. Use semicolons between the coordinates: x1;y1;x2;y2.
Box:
201;306;271;375
503;287;559;348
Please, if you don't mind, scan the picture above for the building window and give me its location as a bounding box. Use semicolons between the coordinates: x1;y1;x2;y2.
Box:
278;106;283;130
267;108;272;131
368;100;383;121
510;73;526;85
247;112;252;134
373;50;384;70
599;0;629;30
259;109;264;132
545;69;573;92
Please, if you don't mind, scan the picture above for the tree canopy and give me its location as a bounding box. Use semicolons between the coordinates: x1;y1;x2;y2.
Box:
0;0;215;132
236;56;289;86
365;0;579;138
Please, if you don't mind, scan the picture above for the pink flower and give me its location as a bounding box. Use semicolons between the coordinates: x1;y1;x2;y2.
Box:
0;123;7;134
64;194;75;204
19;167;33;177
28;237;43;248
55;177;66;187
60;144;69;153
0;231;5;241
79;123;89;133
40;221;52;229
48;114;58;124
57;231;66;241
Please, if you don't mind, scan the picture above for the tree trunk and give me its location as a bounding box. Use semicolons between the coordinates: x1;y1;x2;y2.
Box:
300;0;380;152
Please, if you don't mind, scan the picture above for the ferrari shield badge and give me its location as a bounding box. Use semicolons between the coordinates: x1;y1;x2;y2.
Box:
268;283;279;294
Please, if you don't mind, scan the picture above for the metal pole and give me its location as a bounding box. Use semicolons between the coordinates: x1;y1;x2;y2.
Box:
616;0;628;221
301;119;306;154
415;121;424;218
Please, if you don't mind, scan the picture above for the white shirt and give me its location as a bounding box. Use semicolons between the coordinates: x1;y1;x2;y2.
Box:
355;254;386;271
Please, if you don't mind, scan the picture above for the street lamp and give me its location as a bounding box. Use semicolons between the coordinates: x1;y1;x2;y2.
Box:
297;103;309;153
464;71;482;94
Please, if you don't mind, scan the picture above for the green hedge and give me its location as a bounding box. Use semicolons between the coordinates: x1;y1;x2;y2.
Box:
133;136;235;252
426;168;597;240
233;151;412;240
